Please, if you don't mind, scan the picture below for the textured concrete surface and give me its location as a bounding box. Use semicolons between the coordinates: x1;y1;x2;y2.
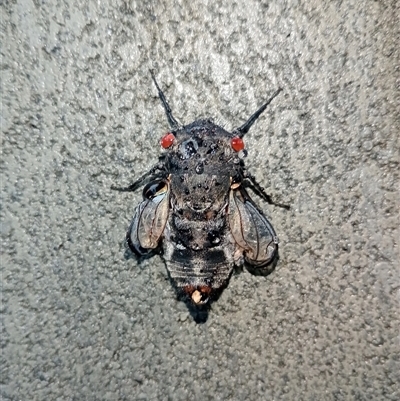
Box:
1;0;399;400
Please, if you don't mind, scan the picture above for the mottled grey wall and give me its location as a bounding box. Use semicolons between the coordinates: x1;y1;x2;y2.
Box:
1;1;399;400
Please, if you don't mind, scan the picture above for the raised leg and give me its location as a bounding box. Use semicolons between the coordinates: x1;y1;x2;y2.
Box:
111;162;166;192
244;171;290;209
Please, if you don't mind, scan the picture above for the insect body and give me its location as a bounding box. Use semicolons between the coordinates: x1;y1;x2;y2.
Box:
114;72;287;307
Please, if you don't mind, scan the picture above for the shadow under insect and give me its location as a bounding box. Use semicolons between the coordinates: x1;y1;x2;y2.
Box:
112;71;289;322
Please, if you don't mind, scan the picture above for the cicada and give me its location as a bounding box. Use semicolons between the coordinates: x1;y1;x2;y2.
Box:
113;72;288;308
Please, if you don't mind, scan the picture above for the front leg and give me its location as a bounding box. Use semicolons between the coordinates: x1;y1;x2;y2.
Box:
111;162;167;192
243;169;290;210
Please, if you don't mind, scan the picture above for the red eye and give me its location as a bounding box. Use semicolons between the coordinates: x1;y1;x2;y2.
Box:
231;136;245;152
160;132;175;149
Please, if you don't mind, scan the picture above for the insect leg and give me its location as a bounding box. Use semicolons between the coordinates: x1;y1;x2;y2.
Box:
111;162;166;192
243;171;290;210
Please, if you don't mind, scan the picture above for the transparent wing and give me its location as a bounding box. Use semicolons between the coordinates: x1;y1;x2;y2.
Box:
127;180;170;256
228;187;278;267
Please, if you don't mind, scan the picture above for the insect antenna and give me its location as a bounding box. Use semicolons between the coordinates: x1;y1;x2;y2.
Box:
234;88;282;138
150;70;179;130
